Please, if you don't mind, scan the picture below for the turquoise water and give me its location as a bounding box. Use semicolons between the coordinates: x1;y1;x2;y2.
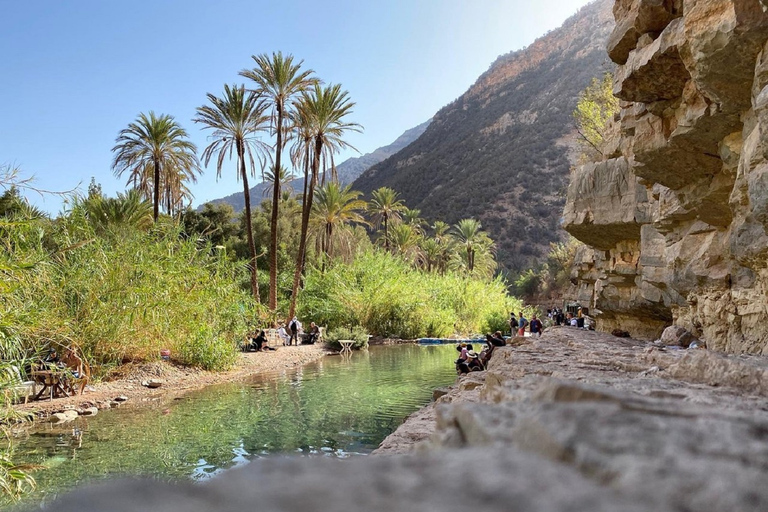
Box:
12;344;457;504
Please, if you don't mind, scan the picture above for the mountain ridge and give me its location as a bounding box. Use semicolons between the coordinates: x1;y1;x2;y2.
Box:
203;120;431;212
353;0;615;273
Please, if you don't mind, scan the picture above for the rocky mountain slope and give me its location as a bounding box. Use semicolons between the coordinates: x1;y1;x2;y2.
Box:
562;0;768;352
205;120;430;212
353;0;615;273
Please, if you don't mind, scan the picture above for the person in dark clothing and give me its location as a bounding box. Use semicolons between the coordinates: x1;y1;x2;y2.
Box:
249;330;276;351
487;332;505;347
529;315;543;336
509;312;518;336
305;322;320;344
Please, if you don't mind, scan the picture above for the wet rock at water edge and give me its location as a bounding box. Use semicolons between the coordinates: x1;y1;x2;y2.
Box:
113;396;129;402
433;387;450;401
49;410;79;423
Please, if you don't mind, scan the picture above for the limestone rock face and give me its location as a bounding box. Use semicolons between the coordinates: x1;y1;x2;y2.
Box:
564;0;768;351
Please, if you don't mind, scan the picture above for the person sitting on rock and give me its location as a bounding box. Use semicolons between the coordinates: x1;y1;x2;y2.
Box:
490;331;506;346
455;343;470;374
466;350;484;372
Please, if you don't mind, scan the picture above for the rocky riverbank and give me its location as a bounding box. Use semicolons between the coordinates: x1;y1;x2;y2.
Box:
13;345;330;422
40;326;768;512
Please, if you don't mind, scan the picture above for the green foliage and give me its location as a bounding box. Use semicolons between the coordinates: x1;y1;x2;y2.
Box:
324;325;369;350
2;205;255;373
300;250;518;339
513;268;541;299
482;310;511;335
572;72;619;158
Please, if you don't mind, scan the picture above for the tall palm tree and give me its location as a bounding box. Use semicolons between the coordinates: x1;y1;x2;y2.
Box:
287;83;361;317
451;218;496;275
240;51;317;313
310;182;368;266
368;187;406;252
112;111;200;222
194;84;271;302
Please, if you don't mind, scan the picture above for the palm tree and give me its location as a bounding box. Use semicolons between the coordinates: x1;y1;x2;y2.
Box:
451;218;496;276
287;83;361;317
310;182;368;266
83;189;153;234
240;51;317;313
368;187;406;252
194;84;271;302
421;237;448;273
388;223;423;265
431;221;450;243
452;218;482;273
112;111;200;222
262;165;295;198
402;208;425;235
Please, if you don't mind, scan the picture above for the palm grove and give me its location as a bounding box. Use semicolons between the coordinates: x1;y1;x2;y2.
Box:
1;51;514;377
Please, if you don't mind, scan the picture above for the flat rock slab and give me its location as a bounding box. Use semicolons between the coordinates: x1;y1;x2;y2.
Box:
39;447;665;512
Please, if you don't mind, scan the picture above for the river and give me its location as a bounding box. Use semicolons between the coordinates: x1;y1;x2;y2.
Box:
12;344;458;505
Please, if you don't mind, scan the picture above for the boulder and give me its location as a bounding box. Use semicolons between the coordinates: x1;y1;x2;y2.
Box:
659;325;698;347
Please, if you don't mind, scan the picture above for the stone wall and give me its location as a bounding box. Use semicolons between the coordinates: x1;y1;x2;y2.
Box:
563;0;768;352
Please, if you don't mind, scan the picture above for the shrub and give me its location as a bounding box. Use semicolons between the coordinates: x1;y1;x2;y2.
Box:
324;325;369;350
300;250;520;339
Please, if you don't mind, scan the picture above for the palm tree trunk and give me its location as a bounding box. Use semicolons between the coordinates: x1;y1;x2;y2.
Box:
288;147;311;319
153;157;161;222
239;143;260;303
383;214;389;252
269;106;284;313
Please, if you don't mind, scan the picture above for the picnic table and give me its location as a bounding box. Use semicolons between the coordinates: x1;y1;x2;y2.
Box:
31;367;71;401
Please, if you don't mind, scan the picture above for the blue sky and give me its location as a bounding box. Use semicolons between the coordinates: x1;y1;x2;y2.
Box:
1;0;593;214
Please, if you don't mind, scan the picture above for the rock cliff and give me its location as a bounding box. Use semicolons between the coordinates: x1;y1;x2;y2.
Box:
563;0;768;352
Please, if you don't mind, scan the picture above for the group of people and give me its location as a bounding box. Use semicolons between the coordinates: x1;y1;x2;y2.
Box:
454;331;506;375
245;318;322;352
509;312;543;337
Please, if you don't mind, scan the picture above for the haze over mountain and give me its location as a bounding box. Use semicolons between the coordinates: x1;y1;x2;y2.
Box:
206;120;431;212
353;0;614;273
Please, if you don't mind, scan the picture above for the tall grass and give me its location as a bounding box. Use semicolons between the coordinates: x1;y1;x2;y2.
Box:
300;250;519;338
3;210;257;373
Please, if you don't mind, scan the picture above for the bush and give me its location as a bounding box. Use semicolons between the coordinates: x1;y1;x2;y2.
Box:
324;325;369;350
300;250;520;339
482;310;511;335
3;210;255;373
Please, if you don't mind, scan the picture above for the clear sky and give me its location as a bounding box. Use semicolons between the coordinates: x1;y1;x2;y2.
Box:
1;0;594;214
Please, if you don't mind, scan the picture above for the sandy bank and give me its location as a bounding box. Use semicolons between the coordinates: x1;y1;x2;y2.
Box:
13;345;331;420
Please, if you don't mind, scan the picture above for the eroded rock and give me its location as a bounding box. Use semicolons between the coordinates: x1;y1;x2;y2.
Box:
565;0;768;353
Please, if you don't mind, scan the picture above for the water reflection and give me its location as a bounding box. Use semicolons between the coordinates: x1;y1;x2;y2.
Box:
12;344;457;504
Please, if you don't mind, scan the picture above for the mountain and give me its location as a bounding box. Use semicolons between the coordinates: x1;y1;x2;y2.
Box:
204;120;431;212
352;0;615;273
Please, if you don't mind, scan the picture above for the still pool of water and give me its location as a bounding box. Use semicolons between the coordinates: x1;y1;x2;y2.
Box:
12;344;458;504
